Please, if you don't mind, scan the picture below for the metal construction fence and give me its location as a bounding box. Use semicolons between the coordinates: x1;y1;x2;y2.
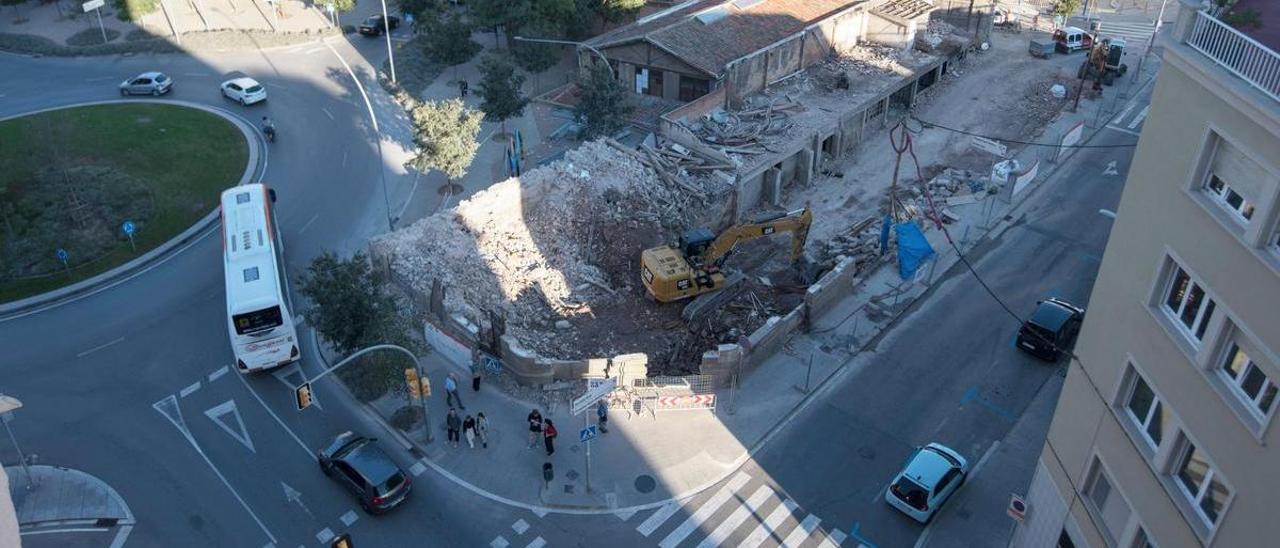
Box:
602;374;718;418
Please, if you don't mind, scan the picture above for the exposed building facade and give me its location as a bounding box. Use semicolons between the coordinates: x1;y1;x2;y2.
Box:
1012;1;1280;547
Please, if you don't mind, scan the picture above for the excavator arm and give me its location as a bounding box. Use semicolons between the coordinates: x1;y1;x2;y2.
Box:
699;208;812;268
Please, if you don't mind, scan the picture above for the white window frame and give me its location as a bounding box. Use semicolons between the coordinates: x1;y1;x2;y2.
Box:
1160;264;1216;344
1217;342;1279;420
1171;438;1230;531
1123;370;1164;449
1084;458;1133;547
1204;173;1255;222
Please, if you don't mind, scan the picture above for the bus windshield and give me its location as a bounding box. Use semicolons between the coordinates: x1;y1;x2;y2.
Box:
233;306;283;335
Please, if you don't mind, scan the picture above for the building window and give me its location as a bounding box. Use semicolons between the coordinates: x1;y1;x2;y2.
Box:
1173;441;1230;528
1057;530;1077;548
1204;175;1255;221
1085;460;1132;545
1132;528;1155;548
678;76;710;101
1162;265;1216;342
1124;372;1164;447
1219;343;1278;418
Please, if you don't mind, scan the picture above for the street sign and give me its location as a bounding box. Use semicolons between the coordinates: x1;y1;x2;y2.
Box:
55;248;69;263
579;425;598;443
1007;494;1027;522
122;221;135;236
571;377;617;415
82;0;104;12
970;136;1007;157
295;382;314;410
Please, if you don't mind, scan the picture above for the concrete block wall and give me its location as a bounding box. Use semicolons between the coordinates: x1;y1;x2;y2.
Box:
743;306;807;373
804;256;862;322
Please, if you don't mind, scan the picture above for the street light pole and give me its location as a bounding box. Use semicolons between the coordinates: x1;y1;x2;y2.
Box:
307;344;430;442
511;36;611;75
379;0;397;83
0;395;33;490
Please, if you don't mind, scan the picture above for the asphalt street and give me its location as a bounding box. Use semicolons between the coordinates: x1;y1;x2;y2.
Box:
0;27;1152;548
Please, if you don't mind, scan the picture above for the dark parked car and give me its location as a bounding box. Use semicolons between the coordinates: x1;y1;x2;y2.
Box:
358;15;400;36
1016;297;1084;361
317;432;411;514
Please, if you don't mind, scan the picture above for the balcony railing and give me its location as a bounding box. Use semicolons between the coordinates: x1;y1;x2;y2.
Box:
1186;10;1280;102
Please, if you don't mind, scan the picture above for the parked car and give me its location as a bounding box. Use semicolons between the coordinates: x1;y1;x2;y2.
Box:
119;72;173;96
358;15;400;36
317;432;411;514
1016;297;1085;361
885;443;970;524
220;77;267;105
1053;26;1094;53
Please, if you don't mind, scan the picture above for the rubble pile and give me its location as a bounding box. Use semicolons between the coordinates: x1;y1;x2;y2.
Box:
686;99;803;156
373;141;718;359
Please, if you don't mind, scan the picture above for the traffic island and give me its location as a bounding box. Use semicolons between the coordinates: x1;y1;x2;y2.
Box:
0;102;248;304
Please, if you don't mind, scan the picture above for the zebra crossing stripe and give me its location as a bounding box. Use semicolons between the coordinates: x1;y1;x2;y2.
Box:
659;472;752;548
782;514;822;548
1127;105;1149;129
525;537;546;548
697;485;775;548
821;527;849;547
637;502;682;537
740;499;800;548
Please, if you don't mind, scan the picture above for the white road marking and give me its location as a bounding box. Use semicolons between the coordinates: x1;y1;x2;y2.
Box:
86;76;115;82
490;537;509;548
614;507;638;521
512;518;529;535
525;537;546;548
316;528;334;544
323;41;380;132
1102;161;1119;176
409;461;427;476
741;499;799;548
395;170;422;221
531;507;548;518
1114;102;1136;126
298;213;320;234
321;107;335;121
234;370;315;457
341;151;347;167
183;72;211;77
208;366;230;382
782;514;821;548
76;337;125;358
152;396;277;544
637;502;681;537
821;528;848;548
180;382;202;398
1105;125;1142;137
204;400;256;453
1127;105;1149;129
698;484;774;548
340;510;358;526
108;524;133;548
659;472;752;548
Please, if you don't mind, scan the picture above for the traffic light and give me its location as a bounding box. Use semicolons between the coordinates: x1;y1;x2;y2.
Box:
420;376;432;398
405;369;421;400
295;382;313;410
330;533;353;548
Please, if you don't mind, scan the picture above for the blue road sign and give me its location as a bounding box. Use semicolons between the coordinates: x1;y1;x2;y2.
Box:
579;425;598;443
122;220;136;236
55;248;69;263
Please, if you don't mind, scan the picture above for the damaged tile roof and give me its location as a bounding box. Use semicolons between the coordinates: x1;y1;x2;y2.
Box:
585;0;873;78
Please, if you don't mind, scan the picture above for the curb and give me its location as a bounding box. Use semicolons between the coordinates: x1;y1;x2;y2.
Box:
0;99;264;320
0;28;342;58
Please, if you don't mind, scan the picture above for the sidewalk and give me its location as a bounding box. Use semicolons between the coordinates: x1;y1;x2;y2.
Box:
6;465;134;531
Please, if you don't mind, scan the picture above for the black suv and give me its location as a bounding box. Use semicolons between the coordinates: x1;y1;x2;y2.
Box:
358;15;400;36
1016;297;1084;361
318;432;411;514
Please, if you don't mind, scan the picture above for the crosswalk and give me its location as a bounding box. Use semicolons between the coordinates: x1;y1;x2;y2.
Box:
624;472;861;548
1107;101;1150;136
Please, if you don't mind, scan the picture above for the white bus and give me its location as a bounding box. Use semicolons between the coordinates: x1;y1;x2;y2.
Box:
221;183;300;373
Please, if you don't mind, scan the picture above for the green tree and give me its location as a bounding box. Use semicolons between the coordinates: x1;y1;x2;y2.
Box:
407;99;484;184
1050;0;1081;19
296;251;416;401
476;53;529;136
590;0;645;23
396;0;439;22
511;16;563;91
422;13;482;80
470;0;529;46
111;0;160;21
574;63;631;140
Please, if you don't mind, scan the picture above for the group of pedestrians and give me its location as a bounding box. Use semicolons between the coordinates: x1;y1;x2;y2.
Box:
446;408;488;449
523;400;610;458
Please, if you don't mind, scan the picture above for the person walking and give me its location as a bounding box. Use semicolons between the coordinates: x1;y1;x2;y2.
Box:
445;373;465;410
596;399;609;434
476;412;489;448
543;419;557;457
463;415;477;449
527;409;542;448
446;408;462;448
471;360;482;392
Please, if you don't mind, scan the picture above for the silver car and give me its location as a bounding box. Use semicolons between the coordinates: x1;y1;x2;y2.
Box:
119;72;173;96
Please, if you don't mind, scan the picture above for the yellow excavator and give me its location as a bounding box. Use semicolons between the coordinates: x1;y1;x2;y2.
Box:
641;207;813;304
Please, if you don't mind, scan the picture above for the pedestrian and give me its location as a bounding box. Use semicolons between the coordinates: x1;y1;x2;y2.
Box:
459;79;468;97
596;399;609;434
471;359;482;392
476;412;489;448
446;408;461;448
527;408;543;448
445;373;465;409
463;415;477;449
543;419;557;456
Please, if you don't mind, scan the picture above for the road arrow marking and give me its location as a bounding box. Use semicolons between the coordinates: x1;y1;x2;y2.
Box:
204;400;256;453
1103;161;1119;176
282;481;315;519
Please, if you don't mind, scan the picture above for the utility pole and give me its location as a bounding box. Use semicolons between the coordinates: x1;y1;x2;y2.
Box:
304;344;430;441
380;0;397;83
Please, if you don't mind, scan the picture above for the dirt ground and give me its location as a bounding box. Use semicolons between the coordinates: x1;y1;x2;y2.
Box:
782;30;1081;243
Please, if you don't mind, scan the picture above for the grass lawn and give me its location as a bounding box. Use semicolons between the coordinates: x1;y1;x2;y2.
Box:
0;103;247;304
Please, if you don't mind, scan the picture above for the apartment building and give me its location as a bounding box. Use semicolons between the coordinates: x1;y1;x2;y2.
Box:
1011;1;1280;547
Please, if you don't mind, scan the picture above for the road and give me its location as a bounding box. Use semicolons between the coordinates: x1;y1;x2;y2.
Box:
0;25;1154;548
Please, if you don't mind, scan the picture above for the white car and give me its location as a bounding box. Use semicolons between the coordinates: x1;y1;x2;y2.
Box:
220;77;267;105
885;443;970;523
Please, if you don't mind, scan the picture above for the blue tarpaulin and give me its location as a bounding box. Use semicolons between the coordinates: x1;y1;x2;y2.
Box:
896;222;935;280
